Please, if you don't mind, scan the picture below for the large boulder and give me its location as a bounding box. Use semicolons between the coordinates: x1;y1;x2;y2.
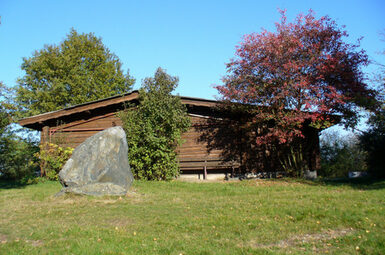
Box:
58;126;134;196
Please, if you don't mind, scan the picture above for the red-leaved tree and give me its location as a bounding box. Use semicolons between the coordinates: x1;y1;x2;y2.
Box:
216;9;376;146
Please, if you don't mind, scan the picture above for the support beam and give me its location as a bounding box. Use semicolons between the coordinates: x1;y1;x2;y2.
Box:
40;126;49;176
203;160;207;180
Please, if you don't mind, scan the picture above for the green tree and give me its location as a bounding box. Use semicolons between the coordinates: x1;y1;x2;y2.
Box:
0;82;11;133
359;121;385;178
16;28;135;116
119;68;191;180
320;131;367;178
359;32;385;178
0;82;39;180
0;134;39;180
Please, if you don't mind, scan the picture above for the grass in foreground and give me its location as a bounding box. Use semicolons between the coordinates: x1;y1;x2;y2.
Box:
0;178;384;254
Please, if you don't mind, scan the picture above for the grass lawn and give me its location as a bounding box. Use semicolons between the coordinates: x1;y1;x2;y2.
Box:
0;178;384;254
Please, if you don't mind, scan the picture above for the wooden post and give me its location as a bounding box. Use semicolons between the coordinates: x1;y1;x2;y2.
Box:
314;132;321;171
40;126;49;177
203;160;207;180
41;126;49;144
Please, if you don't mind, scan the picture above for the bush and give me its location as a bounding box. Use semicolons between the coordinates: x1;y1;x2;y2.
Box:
0;130;40;180
359;108;385;178
35;143;74;180
119;68;190;180
319;131;367;178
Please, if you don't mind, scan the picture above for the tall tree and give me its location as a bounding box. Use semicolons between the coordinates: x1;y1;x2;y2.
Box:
359;33;385;177
119;68;191;180
359;105;385;177
216;10;376;146
16;28;135;116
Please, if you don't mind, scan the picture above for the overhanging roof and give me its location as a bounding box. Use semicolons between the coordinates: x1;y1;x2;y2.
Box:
18;90;220;130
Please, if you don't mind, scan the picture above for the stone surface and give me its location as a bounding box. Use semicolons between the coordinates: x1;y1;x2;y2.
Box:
304;170;317;180
348;171;368;178
58;126;133;196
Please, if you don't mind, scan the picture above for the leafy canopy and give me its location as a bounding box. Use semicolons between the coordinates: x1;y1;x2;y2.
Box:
320;131;367;178
16;28;135;116
216;9;376;145
0;82;39;180
119;68;191;180
0;133;39;180
0;82;11;132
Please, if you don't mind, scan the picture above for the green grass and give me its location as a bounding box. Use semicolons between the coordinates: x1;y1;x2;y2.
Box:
0;179;384;254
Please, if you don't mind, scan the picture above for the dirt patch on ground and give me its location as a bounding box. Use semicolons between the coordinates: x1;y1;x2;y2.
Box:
0;233;7;244
25;239;44;247
0;234;43;247
244;179;309;187
94;199;120;204
250;228;354;249
104;217;133;228
53;190;143;204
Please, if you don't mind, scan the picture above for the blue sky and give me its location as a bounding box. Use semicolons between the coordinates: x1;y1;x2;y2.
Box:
1;0;384;102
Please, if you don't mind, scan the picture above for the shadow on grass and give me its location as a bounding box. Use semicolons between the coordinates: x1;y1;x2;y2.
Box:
258;177;385;190
317;177;385;190
0;179;28;190
282;177;385;190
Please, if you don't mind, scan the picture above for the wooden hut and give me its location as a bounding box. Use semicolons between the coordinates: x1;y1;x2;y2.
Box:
19;90;325;179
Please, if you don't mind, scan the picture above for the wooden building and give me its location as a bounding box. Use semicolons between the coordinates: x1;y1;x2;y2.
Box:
19;90;324;179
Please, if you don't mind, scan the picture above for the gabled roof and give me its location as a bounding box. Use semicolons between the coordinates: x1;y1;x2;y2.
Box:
18;90;220;130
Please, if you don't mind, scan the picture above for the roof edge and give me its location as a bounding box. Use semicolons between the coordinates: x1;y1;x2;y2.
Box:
18;91;221;129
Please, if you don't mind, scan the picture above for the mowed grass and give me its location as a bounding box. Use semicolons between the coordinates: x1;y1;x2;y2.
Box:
0;179;384;254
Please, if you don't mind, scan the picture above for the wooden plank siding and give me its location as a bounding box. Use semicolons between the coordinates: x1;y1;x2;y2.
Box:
48;112;237;173
177;116;238;172
18;90;325;175
49;113;123;148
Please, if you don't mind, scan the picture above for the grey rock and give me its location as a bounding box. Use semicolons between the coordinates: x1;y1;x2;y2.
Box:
304;170;317;180
58;126;133;196
348;171;368;178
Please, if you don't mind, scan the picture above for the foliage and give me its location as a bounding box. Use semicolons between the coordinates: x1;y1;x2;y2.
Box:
359;35;385;178
119;68;190;180
35;143;74;180
0;82;40;180
320;131;367;178
15;28;135;116
359;89;385;177
24;176;48;185
216;9;376;148
0;131;40;180
359;127;385;178
0;82;13;132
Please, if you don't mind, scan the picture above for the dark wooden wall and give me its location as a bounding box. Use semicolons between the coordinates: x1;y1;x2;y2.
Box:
49;112;122;148
23;91;323;175
44;108;321;174
177;116;235;171
178;116;222;161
